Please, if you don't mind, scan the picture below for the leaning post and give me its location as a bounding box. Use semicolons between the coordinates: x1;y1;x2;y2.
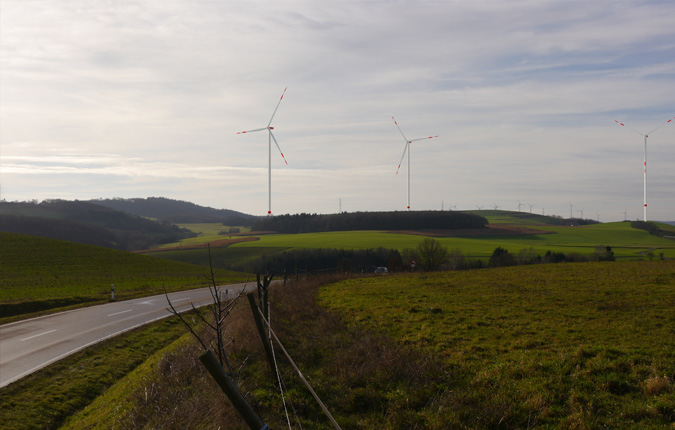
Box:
247;293;278;379
199;350;268;430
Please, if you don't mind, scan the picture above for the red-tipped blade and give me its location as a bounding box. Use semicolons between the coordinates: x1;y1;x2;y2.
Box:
614;120;645;137
395;143;408;175
237;127;267;134
392;116;409;143
270;130;288;165
268;87;287;127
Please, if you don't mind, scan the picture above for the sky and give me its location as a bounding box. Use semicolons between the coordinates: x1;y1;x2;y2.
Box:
1;0;674;222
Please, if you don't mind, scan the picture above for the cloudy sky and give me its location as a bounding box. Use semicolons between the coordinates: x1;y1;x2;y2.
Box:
1;0;674;221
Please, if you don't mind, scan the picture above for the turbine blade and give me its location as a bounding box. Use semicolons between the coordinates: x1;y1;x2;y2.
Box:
645;117;673;136
268;87;287;127
615;120;645;137
237;127;267;134
409;135;439;142
395;143;408;175
269;130;288;165
392;116;409;143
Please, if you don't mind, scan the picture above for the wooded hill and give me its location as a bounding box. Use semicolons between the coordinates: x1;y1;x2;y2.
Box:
0;200;194;251
252;210;488;233
91;197;258;225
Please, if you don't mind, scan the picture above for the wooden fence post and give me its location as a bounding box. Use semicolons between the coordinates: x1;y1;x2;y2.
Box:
247;293;278;379
199;350;268;430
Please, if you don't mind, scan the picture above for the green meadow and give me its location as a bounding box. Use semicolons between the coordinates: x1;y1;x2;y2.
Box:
319;261;675;427
0;232;247;319
147;215;675;269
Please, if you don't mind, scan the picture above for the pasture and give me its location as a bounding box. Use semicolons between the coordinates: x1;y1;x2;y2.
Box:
319;261;675;427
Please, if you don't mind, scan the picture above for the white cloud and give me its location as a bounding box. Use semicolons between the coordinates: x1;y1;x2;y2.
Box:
1;0;674;221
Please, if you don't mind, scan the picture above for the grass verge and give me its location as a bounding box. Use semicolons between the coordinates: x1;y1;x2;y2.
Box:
0;316;189;430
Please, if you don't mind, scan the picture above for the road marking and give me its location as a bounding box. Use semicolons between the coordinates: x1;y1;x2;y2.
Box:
21;330;56;342
173;298;190;302
107;309;133;317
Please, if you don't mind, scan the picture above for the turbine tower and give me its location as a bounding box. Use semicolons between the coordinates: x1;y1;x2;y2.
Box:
615;117;673;221
238;87;289;216
393;116;438;211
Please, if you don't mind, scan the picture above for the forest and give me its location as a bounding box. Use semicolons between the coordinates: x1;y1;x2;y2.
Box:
252;210;487;233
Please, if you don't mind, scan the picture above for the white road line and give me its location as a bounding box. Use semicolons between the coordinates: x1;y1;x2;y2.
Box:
20;330;56;342
107;309;133;317
173;298;190;302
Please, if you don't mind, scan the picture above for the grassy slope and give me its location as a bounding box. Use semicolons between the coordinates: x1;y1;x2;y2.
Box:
319;261;675;427
0;317;190;430
0;232;248;318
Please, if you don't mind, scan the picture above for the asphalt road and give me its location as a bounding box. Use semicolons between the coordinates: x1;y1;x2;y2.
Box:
0;282;256;389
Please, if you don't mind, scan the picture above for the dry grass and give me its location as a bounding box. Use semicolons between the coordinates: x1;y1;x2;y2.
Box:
645;375;672;396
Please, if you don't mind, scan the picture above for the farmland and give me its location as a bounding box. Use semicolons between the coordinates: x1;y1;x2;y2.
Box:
0;231;247;319
145;213;675;271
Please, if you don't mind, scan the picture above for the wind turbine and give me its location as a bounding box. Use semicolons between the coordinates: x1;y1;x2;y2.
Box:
615;117;673;221
517;200;524;212
623;209;629;221
528;203;535;213
475;205;484;210
393;116;438;211
578;208;585;219
492;202;500;210
237;87;289;216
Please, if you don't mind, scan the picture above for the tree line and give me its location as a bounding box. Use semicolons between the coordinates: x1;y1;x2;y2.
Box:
252;210;487;233
235;239;629;276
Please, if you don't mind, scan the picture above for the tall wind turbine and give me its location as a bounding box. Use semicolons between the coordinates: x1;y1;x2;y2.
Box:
615;117;673;221
393;116;438;210
238;87;289;216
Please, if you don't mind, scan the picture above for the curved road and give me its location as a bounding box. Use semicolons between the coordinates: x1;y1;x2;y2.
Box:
0;283;256;388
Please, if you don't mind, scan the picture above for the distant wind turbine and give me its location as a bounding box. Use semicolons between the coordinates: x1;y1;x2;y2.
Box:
393;116;438;211
475;205;484;210
623;209;629;221
528;203;535;213
578;208;585;219
492;202;500;210
517;200;524;212
615;117;673;221
237;87;289;216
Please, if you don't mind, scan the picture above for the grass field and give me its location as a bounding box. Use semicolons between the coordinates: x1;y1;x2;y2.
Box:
148;216;675;271
151;223;251;248
0;232;248;319
319;261;675;428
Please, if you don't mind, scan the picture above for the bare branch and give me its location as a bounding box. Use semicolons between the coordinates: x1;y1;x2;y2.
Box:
163;285;208;352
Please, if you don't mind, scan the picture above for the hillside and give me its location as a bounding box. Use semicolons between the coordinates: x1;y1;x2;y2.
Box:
91;197;258;224
0;200;194;250
0;231;247;318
